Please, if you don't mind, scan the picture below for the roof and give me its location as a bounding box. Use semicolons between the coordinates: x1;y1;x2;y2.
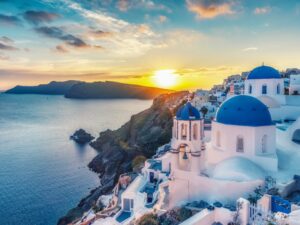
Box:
148;159;162;171
247;65;281;80
216;95;273;126
176;102;201;120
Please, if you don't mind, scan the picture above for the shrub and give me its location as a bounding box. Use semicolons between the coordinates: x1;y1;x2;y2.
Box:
132;155;147;171
178;207;192;221
136;213;159;225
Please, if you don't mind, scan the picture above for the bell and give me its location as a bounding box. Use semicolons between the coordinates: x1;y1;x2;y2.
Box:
183;152;188;160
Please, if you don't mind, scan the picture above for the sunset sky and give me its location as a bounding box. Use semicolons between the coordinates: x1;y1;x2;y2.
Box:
1;0;300;90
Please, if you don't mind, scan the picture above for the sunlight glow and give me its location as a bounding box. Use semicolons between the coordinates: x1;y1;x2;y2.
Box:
153;69;178;88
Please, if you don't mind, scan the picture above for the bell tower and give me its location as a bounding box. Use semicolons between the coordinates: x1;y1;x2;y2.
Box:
170;100;205;173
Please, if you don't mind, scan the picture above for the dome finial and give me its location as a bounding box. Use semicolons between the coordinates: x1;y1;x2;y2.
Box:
262;62;264;66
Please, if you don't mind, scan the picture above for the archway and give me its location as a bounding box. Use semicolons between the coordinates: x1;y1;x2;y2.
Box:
178;144;191;171
292;129;300;144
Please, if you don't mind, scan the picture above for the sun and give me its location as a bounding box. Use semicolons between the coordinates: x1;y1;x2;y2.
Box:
153;69;178;88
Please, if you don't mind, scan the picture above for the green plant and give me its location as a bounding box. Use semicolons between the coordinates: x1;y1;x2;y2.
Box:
178;207;192;221
136;213;159;225
132;155;147;171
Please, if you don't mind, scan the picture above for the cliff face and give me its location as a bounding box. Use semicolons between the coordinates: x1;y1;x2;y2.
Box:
57;91;188;225
64;81;173;99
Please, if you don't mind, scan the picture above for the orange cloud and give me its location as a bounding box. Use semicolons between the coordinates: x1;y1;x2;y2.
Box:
186;0;235;19
254;7;271;15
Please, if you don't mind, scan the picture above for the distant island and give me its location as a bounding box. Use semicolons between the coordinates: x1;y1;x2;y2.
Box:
5;81;173;99
5;80;80;95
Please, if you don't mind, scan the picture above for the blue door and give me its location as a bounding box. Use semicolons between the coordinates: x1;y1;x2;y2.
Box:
150;172;154;183
271;196;291;214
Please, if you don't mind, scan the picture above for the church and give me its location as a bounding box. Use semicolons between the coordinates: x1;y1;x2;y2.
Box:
156;94;277;206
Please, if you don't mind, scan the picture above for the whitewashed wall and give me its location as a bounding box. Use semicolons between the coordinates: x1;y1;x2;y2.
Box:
208;121;277;171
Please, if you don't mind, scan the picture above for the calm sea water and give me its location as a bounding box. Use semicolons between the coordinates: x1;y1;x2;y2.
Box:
0;94;151;225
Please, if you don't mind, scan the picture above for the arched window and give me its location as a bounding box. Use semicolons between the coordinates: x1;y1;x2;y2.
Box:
248;84;252;94
236;136;244;152
262;85;267;94
193;124;198;140
277;84;280;94
262;135;267;153
216;131;221;147
181;123;187;140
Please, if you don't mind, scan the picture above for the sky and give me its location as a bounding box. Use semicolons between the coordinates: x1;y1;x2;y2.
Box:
1;0;300;91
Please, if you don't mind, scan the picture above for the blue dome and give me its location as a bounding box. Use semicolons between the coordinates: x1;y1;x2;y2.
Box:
216;95;273;126
247;65;281;80
176;102;201;120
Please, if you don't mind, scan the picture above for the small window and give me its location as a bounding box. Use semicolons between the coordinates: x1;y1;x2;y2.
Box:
277;84;280;94
174;121;177;139
216;131;221;147
193;124;198;140
262;85;267;94
181;123;187;140
236;136;244;152
249;84;252;94
262;135;267;153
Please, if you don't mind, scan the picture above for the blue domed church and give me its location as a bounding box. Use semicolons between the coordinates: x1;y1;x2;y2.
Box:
207;95;278;171
244;65;285;104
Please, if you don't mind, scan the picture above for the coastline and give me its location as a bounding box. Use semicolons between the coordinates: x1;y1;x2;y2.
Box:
57;91;188;225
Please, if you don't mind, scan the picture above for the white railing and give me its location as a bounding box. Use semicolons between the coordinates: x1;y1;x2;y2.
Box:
249;204;274;225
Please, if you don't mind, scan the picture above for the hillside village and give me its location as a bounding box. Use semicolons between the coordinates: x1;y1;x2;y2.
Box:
73;65;300;225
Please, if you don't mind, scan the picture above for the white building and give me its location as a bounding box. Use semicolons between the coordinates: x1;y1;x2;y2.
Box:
244;65;285;104
207;95;278;172
167;101;205;173
289;75;300;95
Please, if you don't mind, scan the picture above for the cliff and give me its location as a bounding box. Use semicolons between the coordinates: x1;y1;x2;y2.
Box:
64;81;172;99
5;80;80;95
57;91;188;225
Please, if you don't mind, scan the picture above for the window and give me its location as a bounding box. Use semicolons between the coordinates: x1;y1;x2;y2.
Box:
248;84;252;94
236;136;244;152
174;121;177;139
181;123;187;139
277;84;280;94
262;135;267;153
193;124;198;140
262;85;267;94
216;131;221;147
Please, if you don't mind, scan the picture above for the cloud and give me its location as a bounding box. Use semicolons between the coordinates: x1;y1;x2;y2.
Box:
0;36;13;43
23;10;60;24
117;0;129;11
242;47;258;51
65;1;165;56
55;45;69;53
34;26;90;48
0;54;9;61
254;7;271;15
116;0;171;12
88;30;114;39
0;14;21;26
0;42;19;51
158;15;168;23
186;0;235;19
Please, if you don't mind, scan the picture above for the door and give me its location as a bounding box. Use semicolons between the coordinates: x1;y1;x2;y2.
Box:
149;172;154;183
123;199;131;211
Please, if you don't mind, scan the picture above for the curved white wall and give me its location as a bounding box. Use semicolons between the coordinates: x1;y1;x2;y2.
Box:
245;79;285;104
208;121;277;171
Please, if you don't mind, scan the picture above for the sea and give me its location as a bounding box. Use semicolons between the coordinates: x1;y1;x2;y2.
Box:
0;94;152;225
